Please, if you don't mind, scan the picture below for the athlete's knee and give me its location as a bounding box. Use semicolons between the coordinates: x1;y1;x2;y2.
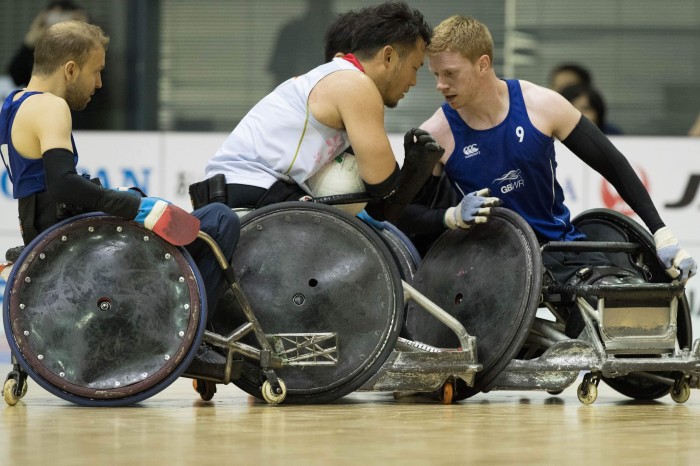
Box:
193;203;240;255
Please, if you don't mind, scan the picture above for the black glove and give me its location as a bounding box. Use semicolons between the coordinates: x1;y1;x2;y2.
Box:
403;128;444;164
383;128;445;223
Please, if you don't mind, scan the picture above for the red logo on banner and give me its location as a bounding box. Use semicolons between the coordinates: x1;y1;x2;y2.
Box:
600;166;650;216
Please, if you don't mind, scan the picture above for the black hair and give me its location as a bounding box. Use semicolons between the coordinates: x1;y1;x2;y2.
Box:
560;84;607;130
349;1;432;60
550;63;592;87
324;11;360;61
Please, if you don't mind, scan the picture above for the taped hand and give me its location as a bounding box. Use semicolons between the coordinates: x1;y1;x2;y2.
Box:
653;226;697;282
134;197;201;246
444;188;502;230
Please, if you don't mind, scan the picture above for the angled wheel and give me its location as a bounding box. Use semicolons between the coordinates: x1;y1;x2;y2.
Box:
439;379;454;405
193;379;217;401
405;208;543;400
3;214;207;406
671;380;690;404
573;209;692;401
577;382;598;405
212;202;404;403
3;379;20;406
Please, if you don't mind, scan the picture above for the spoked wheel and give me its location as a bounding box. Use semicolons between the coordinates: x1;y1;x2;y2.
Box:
573;209;693;401
405;208;543;401
212;202;404;404
3;214;207;406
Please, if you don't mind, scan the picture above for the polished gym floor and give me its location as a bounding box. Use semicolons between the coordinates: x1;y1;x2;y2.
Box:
2;361;699;466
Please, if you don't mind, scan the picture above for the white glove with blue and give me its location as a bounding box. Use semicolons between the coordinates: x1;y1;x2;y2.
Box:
444;188;501;230
653;227;697;282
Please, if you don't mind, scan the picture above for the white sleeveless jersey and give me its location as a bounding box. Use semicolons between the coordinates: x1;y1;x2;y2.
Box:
205;58;359;192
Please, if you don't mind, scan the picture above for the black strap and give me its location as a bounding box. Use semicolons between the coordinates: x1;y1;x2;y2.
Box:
0;145;12;182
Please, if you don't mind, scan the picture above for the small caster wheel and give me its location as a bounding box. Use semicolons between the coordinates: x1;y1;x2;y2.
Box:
577;382;598;405
547;389;564;396
3;379;22;406
671;381;690;404
192;379;217;401
261;378;287;404
439;381;454;405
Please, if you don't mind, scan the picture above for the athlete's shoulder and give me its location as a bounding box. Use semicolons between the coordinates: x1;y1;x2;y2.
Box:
324;67;375;91
19;92;70;118
421;106;449;135
517;80;568;109
517;79;580;139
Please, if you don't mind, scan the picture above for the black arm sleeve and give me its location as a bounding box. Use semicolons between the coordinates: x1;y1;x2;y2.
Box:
43;148;140;219
362;162;401;198
395;203;447;235
562;116;665;233
394;175;446;234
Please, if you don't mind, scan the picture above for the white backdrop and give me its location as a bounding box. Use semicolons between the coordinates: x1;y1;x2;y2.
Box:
2;133;700;356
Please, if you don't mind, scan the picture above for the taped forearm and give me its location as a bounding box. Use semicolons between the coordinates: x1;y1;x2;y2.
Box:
562;116;664;233
43;148;140;219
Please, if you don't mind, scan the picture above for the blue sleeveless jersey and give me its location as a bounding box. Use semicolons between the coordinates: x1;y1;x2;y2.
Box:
443;79;583;242
0;90;78;199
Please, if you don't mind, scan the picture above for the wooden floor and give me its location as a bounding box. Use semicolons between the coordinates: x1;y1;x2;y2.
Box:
2;363;699;465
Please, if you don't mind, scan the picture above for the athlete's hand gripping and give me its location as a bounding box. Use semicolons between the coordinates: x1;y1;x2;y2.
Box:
444;188;501;230
653;226;697;282
403;128;445;163
134;197;201;246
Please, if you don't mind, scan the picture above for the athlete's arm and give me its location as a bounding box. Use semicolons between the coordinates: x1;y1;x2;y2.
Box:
333;73;400;187
561;115;664;233
15;94;139;217
394;175;449;234
420;107;452;175
523;82;664;232
43;149;139;218
524;82;664;232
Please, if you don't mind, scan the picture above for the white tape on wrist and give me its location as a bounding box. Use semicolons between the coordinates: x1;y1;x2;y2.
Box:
653;226;678;248
144;200;168;230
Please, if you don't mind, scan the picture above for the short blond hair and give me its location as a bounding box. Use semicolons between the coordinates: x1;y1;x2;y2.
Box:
33;20;109;76
427;15;493;63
